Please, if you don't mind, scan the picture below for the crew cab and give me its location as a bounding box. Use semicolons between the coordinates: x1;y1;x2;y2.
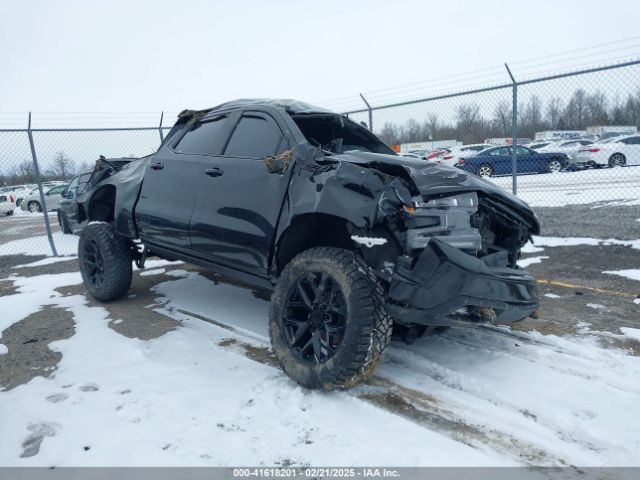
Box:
76;99;540;390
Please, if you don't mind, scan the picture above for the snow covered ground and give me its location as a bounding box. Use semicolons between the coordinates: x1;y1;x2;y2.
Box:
489;166;640;207
1;259;639;467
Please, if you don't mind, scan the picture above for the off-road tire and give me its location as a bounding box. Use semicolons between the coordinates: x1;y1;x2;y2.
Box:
58;211;72;234
269;247;393;390
78;222;132;302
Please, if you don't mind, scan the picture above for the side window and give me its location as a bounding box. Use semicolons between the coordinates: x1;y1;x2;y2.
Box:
516;146;531;155
490;147;509;156
224;114;284;158
174;115;231;155
623;136;640;145
48;186;65;195
66;177;80;198
77;174;92;194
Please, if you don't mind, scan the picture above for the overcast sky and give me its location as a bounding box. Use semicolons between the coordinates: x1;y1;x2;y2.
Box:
1;0;639;115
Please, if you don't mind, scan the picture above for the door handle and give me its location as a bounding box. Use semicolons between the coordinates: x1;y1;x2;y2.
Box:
204;167;224;177
150;162;164;170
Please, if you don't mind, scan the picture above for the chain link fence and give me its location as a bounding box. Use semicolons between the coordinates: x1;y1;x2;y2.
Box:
1;59;639;258
331;59;640;239
0;113;173;258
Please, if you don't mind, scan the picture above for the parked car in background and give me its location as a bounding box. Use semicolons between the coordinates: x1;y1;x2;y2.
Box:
0;192;16;216
431;143;494;168
20;183;68;212
57;172;93;233
457;145;569;177
538;139;593;169
574;135;640;168
527;141;555;150
0;184;35;207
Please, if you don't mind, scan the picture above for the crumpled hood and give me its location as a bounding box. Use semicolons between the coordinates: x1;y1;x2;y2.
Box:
333;150;540;233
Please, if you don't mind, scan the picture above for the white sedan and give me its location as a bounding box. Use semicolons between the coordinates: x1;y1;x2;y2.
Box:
431;143;494;168
539;139;593;168
574;135;640;168
20;183;68;212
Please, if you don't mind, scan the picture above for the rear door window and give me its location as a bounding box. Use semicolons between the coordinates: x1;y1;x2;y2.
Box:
224;114;284;158
490;147;509;156
174;114;231;155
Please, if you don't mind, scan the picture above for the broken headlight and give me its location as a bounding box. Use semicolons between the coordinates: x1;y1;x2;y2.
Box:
403;192;482;252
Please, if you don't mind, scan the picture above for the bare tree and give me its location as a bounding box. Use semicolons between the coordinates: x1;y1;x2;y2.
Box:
547;97;563;128
493;100;512;136
586;91;609;125
456;103;485;143
378;122;400;146
52;151;76;179
425;113;439;139
564;89;588;128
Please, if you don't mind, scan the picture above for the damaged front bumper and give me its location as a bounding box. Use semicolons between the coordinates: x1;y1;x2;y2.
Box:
386;238;538;326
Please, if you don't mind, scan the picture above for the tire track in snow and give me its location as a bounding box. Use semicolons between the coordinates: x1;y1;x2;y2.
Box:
172;306;566;466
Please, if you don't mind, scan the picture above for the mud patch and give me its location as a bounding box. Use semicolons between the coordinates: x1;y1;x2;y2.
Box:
358;377;562;466
217;337;278;367
56;268;183;341
0;254;46;277
0;279;18;296
0;306;75;390
12;257;80;277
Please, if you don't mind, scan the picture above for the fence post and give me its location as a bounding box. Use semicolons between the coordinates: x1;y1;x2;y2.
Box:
359;93;373;132
158;111;164;143
27;112;58;257
505;63;518;195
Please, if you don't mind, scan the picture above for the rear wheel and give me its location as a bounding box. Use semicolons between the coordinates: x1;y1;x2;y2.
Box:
79;223;132;301
15;198;22;207
269;247;392;389
608;153;626;167
28;201;42;213
476;164;494;178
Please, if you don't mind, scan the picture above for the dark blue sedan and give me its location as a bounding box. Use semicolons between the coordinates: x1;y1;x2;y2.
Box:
457;145;568;177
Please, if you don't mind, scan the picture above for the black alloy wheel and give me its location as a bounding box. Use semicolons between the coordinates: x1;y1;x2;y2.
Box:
82;238;105;289
283;272;347;364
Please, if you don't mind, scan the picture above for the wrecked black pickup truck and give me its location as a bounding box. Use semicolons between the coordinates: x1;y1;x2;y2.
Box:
76;99;540;390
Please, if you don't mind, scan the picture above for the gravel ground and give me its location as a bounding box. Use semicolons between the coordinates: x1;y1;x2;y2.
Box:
535;204;640;240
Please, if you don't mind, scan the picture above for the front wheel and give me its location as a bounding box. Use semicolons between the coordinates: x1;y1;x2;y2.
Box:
78;222;132;301
269;247;393;390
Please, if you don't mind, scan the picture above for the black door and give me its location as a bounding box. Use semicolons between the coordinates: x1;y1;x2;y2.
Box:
189;110;292;276
136;113;235;251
